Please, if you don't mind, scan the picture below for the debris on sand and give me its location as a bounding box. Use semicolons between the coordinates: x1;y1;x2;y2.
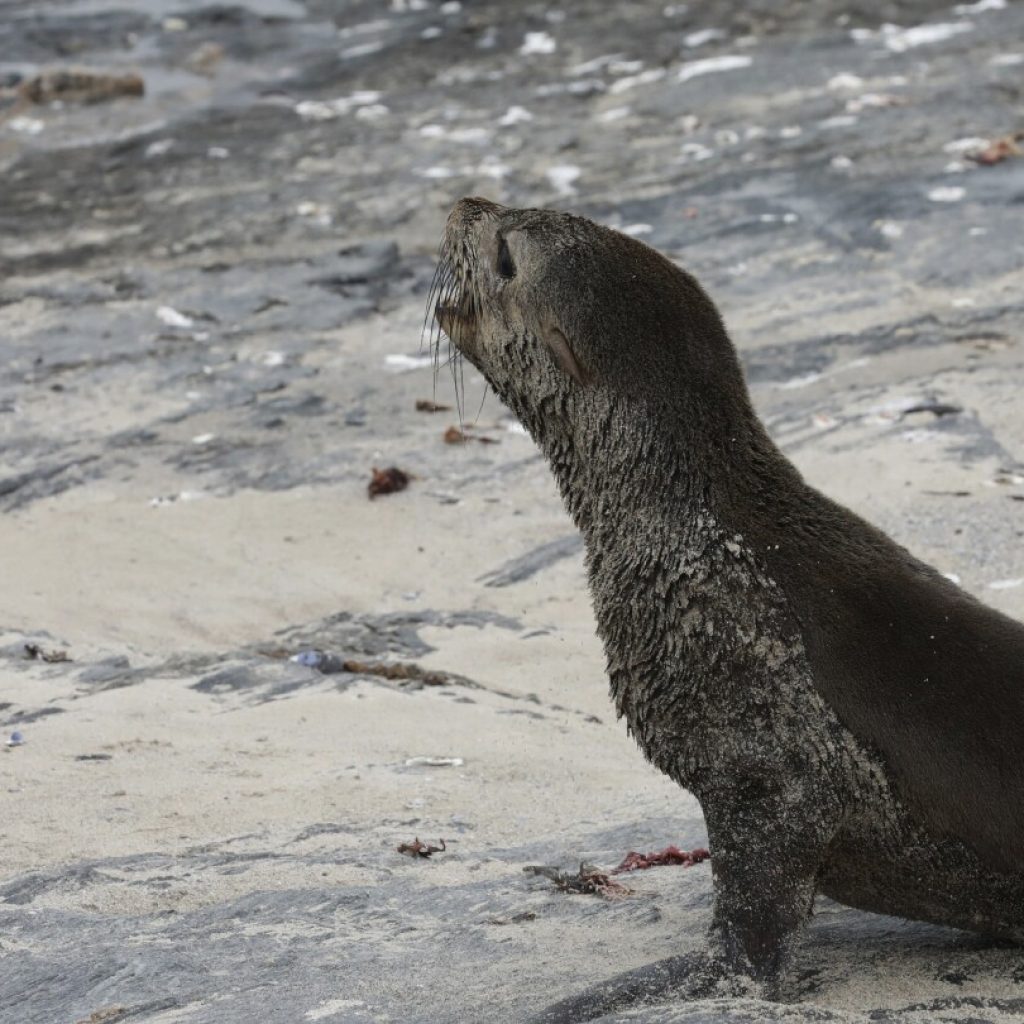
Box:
289;651;465;688
927;185;965;203
18;69;144;106
341;659;451;685
6;115;44;134
368;466;410;498
397;837;447;858
967;133;1023;166
525;846;709;898
988;578;1024;591
524;863;633;899
443;425;498;445
289;650;346;672
24;643;71;663
899;401;962;419
415;399;452;413
6;731;25;747
404;756;464;768
611;845;710;874
75;1009;126;1024
184;42;225;77
487;911;537;925
155;305;194;329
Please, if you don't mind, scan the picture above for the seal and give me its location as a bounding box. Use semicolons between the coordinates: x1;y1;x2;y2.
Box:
430;197;1024;1022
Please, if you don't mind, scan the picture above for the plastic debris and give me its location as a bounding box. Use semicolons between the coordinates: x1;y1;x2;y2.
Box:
289;650;347;672
404;756;464;767
6;731;24;747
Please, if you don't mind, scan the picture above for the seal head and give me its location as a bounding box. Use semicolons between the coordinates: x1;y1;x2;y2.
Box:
433;198;757;451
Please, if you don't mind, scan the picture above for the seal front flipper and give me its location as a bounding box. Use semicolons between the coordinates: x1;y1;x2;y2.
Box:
524;951;736;1024
528;785;838;1023
699;775;838;997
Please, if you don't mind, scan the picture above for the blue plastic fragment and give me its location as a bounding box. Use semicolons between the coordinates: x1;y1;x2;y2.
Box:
288;650;346;674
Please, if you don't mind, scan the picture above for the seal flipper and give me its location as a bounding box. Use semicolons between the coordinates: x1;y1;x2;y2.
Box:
539;323;591;387
525;950;736;1024
527;785;835;1022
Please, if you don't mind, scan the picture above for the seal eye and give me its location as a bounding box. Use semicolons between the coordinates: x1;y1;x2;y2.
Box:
496;237;516;279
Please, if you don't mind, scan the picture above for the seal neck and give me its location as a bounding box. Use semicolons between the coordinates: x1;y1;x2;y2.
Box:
536;385;786;545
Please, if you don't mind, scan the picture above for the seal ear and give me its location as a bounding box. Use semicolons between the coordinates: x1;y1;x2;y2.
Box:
540;323;591;386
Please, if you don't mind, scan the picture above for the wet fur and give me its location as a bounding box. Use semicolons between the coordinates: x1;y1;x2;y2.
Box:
432;198;1024;1019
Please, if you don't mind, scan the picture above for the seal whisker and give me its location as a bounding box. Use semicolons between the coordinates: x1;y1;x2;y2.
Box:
421;255;445;349
472;380;489;426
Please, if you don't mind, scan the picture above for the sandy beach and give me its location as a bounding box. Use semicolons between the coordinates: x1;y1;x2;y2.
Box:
2;2;1023;1022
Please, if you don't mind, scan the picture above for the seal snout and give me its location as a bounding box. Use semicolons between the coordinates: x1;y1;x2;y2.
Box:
432;197;505;352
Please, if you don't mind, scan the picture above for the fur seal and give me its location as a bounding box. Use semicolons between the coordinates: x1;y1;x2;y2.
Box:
430;197;1024;1022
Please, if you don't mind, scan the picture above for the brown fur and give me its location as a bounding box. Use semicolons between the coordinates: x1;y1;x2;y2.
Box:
432;198;1024;1021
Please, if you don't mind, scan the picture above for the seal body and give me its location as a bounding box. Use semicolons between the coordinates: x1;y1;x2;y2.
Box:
431;198;1024;1015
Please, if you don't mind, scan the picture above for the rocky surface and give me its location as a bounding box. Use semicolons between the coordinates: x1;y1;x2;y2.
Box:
1;1;1023;1022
